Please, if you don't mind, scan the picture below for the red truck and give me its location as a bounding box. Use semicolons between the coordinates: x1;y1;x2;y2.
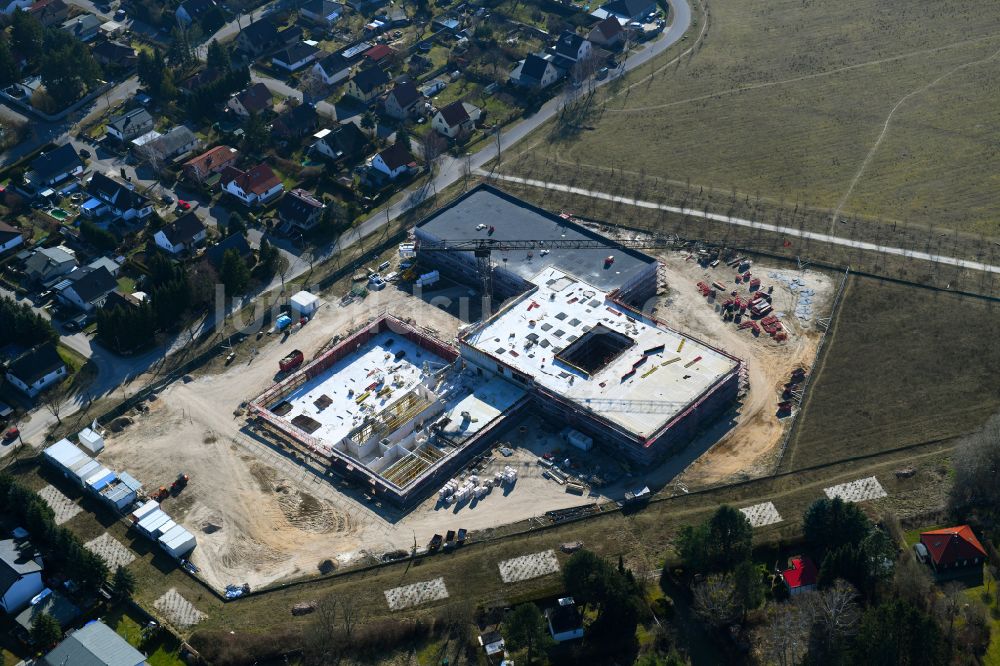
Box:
279;350;304;373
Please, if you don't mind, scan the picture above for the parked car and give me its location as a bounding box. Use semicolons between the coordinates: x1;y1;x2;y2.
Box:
114;8;126;20
177;200;191;210
65;314;91;331
78;148;91;159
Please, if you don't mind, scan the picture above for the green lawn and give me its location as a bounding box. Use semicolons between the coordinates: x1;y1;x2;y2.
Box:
106;604;187;666
117;275;136;293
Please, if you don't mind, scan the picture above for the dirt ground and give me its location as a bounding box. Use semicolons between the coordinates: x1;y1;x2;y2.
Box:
98;252;833;591
647;249;836;486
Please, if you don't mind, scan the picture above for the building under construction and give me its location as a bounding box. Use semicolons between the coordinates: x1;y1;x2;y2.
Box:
248;315;529;506
249;187;743;506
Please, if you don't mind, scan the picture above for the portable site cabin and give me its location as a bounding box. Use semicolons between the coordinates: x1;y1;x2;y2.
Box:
77;427;105;454
290;290;320;317
136;508;172;538
130;499;159;523
43;439;92;482
159;524;196;558
71;459;102;487
562;428;594;452
84;466;116;495
99;472;142;511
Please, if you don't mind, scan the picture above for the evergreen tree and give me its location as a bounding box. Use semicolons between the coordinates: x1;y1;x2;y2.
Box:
220;248;251;296
504;604;552;665
242;111;270;155
206;39;231;71
0;37;19;88
30;613;62;648
10;10;43;62
112;565;136;600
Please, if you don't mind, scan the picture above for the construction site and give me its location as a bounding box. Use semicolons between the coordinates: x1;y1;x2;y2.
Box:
94;185;835;591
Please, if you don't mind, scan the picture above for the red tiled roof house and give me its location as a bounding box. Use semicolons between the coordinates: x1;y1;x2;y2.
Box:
780;556;818;596
919;525;988;579
220;163;284;206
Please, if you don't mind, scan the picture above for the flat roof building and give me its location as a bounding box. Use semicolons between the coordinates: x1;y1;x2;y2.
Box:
414;184;659;305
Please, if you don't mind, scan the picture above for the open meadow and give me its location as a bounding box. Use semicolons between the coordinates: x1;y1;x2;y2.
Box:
505;0;1000;238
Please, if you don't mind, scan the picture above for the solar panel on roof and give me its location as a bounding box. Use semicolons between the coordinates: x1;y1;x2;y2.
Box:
555;312;568;320
540;323;552;331
554;329;565;337
569;318;581;326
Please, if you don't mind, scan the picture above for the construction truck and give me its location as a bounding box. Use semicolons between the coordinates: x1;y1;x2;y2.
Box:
624;486;651;506
279;349;304;372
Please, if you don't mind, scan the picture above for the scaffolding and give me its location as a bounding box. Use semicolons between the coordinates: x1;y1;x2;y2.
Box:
348;388;434;445
382;444;446;487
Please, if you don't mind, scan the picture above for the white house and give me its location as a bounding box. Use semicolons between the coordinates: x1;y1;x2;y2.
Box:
106;108;154;143
5;343;67;398
432;101;480;139
0;539;44;614
553;30;593;66
371;141;417;180
55;266;117;312
81;173;154;221
299;0;343;26
311;52;351;85
153;212;207;254
272;42;320;72
220;163;284;206
545;597;584;642
510;53;560;89
0;221;24;254
20;143;84;196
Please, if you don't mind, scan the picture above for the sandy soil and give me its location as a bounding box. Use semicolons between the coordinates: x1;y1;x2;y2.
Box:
98;252;834;590
646;250;835;487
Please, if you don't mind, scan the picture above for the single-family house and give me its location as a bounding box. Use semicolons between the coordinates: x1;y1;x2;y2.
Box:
345;0;386;14
60;12;100;41
272;42;320;72
176;0;217;25
205;232;253;269
300;0;343;26
432;16;460;33
0;538;44;614
553;30;593;67
918;525;988;580
345;65;390;104
311;123;369;162
220;163;283;206
88;256;121;277
5;343;67;397
153;211;207;254
478;630;505;658
106;107;154;143
178;67;223;96
545;597;584;642
183;145;238;184
55;266;117;312
340;39;373;63
25;246;77;283
311;52;352;86
0;221;24;254
272;103;319;141
14;589;82;643
41;620;148;666
21;143;84;195
510;53;560;89
383;80;422;120
781;556;818;596
142;125;201;162
91;40;138;68
432;101;480;139
591;0;656;24
235;17;281;57
371;141;416;180
228;82;273;117
588;15;625;47
277;188;324;231
82;172;154;221
363;43;394;66
28;0;69;27
99;20;124;40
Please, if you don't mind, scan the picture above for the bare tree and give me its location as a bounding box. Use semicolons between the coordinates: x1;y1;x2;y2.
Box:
42;384;69;425
804;579;861;659
692;573;740;628
339;595;365;640
420;131;447;196
949;413;1000;528
935;582;966;654
305;595;340;664
135;140;167;179
298;67;330;107
756;599;809;666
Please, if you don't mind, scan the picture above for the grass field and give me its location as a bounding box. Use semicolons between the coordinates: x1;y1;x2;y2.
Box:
780;276;1000;471
505;0;1000;238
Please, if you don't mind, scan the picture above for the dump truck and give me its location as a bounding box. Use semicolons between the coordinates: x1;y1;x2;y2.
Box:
279;349;304;372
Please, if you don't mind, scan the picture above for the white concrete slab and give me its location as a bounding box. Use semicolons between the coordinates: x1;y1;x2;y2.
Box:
38;484;81;525
384;577;449;610
498;549;560;583
740;502;783;528
154;588;206;628
824;477;887;503
85;532;135;569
